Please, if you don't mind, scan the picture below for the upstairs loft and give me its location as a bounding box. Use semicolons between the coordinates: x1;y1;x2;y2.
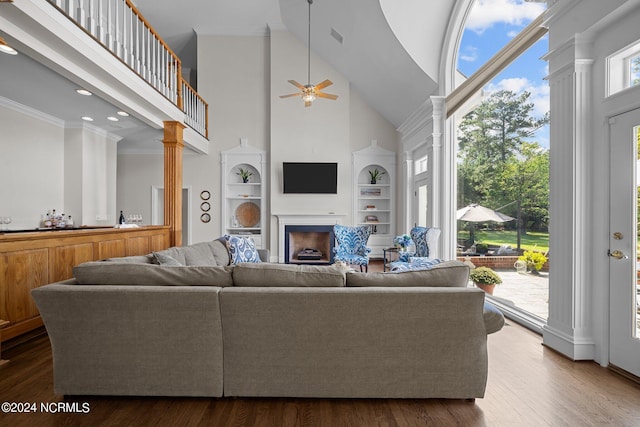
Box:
0;0;209;154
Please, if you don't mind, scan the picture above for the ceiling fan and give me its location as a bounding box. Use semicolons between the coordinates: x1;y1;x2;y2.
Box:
280;0;338;107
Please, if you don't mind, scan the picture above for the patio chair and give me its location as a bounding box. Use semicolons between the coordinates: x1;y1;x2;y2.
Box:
333;224;372;272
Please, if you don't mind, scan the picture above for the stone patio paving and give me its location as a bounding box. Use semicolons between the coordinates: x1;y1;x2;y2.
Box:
470;269;549;320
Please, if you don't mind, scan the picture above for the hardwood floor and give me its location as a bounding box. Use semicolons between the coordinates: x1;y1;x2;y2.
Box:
2;320;640;426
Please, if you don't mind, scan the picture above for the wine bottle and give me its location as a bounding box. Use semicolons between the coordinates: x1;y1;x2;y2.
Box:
119;211;126;224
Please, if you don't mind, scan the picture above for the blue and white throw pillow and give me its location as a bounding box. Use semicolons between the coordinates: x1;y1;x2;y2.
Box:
389;258;442;272
408;257;442;269
225;235;262;264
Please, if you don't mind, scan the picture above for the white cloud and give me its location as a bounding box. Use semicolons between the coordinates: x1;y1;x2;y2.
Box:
460;45;479;62
465;0;545;34
484;77;550;118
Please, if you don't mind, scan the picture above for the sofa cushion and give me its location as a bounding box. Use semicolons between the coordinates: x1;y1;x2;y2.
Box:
73;262;234;287
152;239;230;266
225;235;262;264
346;260;470;287
232;263;346;287
104;255;153;264
153;252;183;266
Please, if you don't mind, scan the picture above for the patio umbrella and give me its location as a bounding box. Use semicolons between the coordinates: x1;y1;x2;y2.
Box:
456;204;514;223
456;204;514;247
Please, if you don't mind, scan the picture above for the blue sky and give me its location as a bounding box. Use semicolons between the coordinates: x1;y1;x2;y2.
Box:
457;0;549;147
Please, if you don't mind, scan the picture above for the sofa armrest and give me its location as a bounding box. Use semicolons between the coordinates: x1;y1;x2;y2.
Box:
483;301;505;334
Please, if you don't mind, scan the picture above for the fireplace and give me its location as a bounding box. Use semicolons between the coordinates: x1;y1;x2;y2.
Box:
275;214;345;264
284;225;335;265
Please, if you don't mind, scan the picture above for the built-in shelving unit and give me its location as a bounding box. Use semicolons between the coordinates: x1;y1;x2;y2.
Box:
352;141;396;257
221;140;266;248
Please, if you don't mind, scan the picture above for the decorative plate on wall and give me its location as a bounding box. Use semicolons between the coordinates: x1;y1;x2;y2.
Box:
235;202;260;227
200;213;211;223
200;190;211;200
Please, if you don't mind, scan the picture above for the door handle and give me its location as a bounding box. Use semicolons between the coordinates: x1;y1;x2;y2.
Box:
608;249;628;259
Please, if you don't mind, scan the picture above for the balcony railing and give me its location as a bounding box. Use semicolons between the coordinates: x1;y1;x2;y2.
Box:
47;0;208;139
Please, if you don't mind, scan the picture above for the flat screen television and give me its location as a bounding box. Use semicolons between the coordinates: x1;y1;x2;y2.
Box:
283;162;338;194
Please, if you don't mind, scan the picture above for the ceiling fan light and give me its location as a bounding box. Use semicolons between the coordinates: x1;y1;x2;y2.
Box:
302;92;316;103
0;37;17;55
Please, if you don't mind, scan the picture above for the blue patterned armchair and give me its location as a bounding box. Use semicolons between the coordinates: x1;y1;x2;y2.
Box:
333;224;372;272
398;226;441;262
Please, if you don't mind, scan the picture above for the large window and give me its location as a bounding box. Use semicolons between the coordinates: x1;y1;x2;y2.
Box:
454;0;549;327
607;41;640;96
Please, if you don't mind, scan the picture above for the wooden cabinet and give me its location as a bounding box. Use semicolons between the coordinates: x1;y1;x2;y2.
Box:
0;226;170;342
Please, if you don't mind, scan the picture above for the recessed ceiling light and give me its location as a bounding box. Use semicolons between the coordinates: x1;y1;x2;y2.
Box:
81;116;94;121
116;111;129;117
107;116;119;122
76;89;92;96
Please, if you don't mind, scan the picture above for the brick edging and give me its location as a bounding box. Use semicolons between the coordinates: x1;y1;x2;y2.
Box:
457;255;549;272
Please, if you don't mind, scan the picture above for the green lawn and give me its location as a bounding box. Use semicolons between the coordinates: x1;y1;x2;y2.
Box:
457;230;549;252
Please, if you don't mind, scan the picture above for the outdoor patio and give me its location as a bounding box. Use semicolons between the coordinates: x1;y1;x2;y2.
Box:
471;269;549;320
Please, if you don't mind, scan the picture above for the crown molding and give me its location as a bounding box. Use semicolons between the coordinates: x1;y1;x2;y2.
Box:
0;95;64;127
64;120;123;143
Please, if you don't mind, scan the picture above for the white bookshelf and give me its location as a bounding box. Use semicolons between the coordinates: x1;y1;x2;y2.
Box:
220;140;266;248
352;141;396;258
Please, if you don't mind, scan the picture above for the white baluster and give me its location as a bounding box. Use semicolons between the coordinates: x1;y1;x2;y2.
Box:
87;0;94;36
141;22;147;80
77;0;86;30
127;7;134;66
105;0;112;50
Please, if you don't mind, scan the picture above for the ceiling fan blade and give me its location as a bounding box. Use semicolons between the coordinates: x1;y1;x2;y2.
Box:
288;80;305;90
279;93;301;98
315;79;333;90
317;92;338;100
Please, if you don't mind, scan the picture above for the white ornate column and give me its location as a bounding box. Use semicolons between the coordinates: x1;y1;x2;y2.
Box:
542;35;595;360
430;96;456;260
402;151;413;234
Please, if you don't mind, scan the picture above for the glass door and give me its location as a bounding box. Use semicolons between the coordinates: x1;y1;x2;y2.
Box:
609;108;640;377
414;175;429;227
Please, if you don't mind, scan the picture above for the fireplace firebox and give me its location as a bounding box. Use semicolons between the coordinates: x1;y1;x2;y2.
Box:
284;225;335;265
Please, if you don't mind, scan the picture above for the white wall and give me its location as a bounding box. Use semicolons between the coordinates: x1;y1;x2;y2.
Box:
116;31;399;249
64;125;119;225
269;30;351;218
542;0;640;364
0;104;64;229
116;153;163;224
0;104;118;229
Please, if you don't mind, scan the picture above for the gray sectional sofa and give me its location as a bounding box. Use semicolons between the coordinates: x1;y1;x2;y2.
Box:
31;238;504;399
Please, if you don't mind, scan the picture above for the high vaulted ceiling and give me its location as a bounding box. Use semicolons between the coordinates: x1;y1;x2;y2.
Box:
133;0;460;127
0;0;464;150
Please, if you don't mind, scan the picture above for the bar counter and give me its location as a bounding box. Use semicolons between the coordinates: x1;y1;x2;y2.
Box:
0;225;171;342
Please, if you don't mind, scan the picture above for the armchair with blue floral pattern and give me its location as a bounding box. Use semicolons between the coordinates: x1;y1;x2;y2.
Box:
391;226;442;271
333;224;372;272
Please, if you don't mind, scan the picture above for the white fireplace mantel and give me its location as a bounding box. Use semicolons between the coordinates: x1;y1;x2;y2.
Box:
275;213;346;263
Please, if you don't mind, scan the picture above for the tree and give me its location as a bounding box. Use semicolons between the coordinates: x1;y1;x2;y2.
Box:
458;90;550;234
